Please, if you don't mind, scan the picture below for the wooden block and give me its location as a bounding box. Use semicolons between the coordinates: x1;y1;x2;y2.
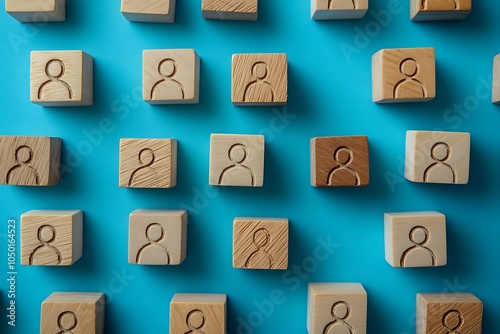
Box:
405;130;470;184
209;134;264;187
411;0;471;21
417;293;483;334
311;0;368;20
143;49;200;104
170;293;226;334
202;0;258;20
233;217;288;270
41;292;105;334
119;138;177;188
310;136;369;187
493;54;500;104
0;136;61;186
384;212;446;268
232;53;287;106
30;51;93;107
21;210;83;266
372;48;435;103
128;210;187;265
307;283;367;334
6;0;65;22
121;0;176;23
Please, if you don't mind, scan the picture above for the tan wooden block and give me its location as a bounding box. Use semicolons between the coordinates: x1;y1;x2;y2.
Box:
0;136;61;186
170;293;226;334
411;0;471;21
384;212;446;268
21;210;83;266
307;283;367;334
121;0;176;23
372;48;435;103
30;51;93;107
41;292;105;334
143;49;200;104
233;217;288;270
119;138;177;188
209;134;264;187
202;0;258;20
311;0;368;20
405;130;470;184
6;0;65;22
232;53;287;106
417;293;483;334
493;54;500;104
310;136;369;187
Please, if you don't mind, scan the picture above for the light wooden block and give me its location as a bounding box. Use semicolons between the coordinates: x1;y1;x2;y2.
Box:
310;136;369;187
143;49;200;104
21;210;83;266
0;136;61;186
121;0;176;23
233;217;288;270
417;293;483;334
128;210;187;265
30;51;93;107
6;0;65;22
311;0;368;20
372;48;435;103
119;138;177;188
170;293;226;334
411;0;471;21
307;283;367;334
202;0;258;20
493;54;500;104
405;130;470;184
232;53;287;106
41;292;105;334
385;212;446;268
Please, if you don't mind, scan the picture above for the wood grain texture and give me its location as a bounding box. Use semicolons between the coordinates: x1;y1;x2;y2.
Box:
372;48;435;103
405;130;470;184
493;54;500;104
417;293;483;334
6;0;65;22
41;292;105;334
121;0;176;23
411;0;471;21
311;0;368;20
307;283;367;334
170;293;226;334
202;0;257;20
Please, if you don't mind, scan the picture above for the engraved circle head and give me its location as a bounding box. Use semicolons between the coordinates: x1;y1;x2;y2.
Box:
38;225;56;243
251;61;268;80
228;144;248;164
138;148;155;166
442;310;463;330
253;228;270;248
400;58;419;78
186;309;205;330
431;142;450;162
158;58;177;78
333;146;353;166
15;145;34;164
145;223;165;243
409;226;429;246
57;311;77;331
45;59;65;79
331;301;350;320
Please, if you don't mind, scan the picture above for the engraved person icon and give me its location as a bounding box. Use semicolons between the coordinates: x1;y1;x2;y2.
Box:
327;146;360;186
57;311;78;334
38;59;73;100
245;228;274;269
135;223;170;264
422;0;458;10
150;58;185;101
29;225;62;265
218;143;255;186
442;310;463;334
323;301;355;334
423;142;456;183
400;226;436;267
329;0;357;9
393;58;427;99
128;148;158;187
6;145;40;185
185;309;206;334
243;61;275;103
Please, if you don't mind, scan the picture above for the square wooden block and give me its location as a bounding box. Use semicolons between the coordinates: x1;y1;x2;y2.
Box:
21;210;83;266
233;218;288;270
405;130;470;184
121;0;176;23
307;283;367;334
119;138;177;188
41;292;105;334
372;48;435;103
310;136;369;187
143;49;200;104
128;210;187;265
417;293;483;334
232;53;287;106
0;136;61;186
209;134;264;187
411;0;471;21
6;0;65;22
493;54;500;104
202;0;258;20
170;293;226;334
311;0;368;20
385;212;446;268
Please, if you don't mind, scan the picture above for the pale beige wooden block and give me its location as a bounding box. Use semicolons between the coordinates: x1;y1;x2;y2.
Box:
119;138;177;188
411;0;471;21
143;49;200;104
170;293;226;334
232;53;287;106
405;130;470;184
128;209;187;265
209;134;264;187
30;51;93;106
6;0;65;22
493;54;500;104
311;0;368;20
0;136;61;186
307;283;367;334
21;210;83;266
385;211;446;268
417;293;483;334
233;217;288;270
372;48;435;103
41;292;105;334
121;0;176;23
202;0;258;20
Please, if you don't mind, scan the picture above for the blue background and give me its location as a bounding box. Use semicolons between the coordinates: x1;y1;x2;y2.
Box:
1;0;499;333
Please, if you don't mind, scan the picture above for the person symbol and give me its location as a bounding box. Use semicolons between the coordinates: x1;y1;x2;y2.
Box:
442;310;463;334
150;58;185;101
57;311;78;334
128;148;158;187
218;144;255;186
323;301;355;334
245;228;274;269
243;61;275;103
327;147;360;186
393;58;427;99
6;145;40;185
29;225;62;265
185;309;206;334
422;0;457;10
38;59;73;100
423;142;456;183
328;0;357;9
135;223;170;264
400;226;436;267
